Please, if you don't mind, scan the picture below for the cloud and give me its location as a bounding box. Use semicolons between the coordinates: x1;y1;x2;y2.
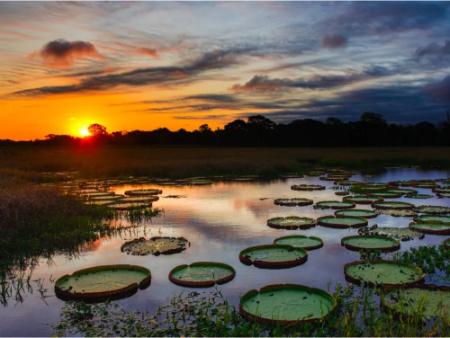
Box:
414;40;450;62
173;114;227;120
31;39;105;68
322;35;347;49
424;75;450;103
135;47;158;58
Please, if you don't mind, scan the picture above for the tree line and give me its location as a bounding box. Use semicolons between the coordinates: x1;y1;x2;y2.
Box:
2;111;450;147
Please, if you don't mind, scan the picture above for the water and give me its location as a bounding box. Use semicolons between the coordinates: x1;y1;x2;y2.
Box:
1;168;449;336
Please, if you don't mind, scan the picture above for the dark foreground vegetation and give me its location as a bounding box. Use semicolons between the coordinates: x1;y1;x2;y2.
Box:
2;112;450;147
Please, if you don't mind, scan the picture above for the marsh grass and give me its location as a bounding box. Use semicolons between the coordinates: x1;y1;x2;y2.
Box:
52;282;450;337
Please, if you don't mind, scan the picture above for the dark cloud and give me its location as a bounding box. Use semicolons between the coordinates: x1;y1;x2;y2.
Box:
322;35;347;49
414;40;450;62
31;39;105;68
135;47;158;58
173;114;227;120
14;48;248;96
424;75;450;103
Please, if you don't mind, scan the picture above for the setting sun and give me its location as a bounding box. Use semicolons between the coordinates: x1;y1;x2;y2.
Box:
78;126;91;137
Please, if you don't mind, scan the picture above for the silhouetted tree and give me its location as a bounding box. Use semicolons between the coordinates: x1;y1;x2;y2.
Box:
199;124;212;132
88;124;108;136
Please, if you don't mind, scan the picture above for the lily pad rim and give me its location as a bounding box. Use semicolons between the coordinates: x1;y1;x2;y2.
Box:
273;235;324;250
239;244;308;269
168;262;236;287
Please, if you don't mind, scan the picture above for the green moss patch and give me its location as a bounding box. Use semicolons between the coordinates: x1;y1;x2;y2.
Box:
359;226;424;241
239;284;337;324
291;184;326;191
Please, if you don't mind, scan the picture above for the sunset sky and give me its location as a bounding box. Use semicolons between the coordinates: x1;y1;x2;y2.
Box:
1;1;450;140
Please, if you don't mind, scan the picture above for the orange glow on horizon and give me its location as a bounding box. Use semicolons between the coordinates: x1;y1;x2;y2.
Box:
78;126;91;138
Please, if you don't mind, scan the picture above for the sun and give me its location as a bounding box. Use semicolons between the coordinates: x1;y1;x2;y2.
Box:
78;126;91;137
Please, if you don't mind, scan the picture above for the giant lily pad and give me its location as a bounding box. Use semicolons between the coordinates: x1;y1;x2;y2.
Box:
55;265;151;301
267;216;316;230
414;205;450;215
273;235;323;250
189;179;213;186
405;194;433;199
124;189;162;196
317;216;368;228
274;198;313;206
386;188;418;195
121;237;189;256
169;262;235;287
359;226;424;241
90;195;123;201
367;192;402;199
341;235;400;252
372;201;414;210
108;202;151;210
381;284;450;319
438;193;450;198
80;192;115;198
376;209;416;217
239;244;307;269
344;260;425;287
291;184;326;191
334;209;378;219
239;284;337;325
409;222;450;235
343;196;383;204
315;200;355;209
118;196;159;203
434;187;450;194
413;215;450;224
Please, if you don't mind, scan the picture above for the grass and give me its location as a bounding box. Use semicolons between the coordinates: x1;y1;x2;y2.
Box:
52;281;450;337
1;146;450;179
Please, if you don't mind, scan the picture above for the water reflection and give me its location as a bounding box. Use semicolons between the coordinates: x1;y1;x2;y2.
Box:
0;168;449;336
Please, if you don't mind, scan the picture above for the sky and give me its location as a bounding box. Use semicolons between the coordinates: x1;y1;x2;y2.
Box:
1;1;450;140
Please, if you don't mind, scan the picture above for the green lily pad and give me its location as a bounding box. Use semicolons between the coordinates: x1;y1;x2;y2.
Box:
409;222;450;235
382;284;450;319
405;194;433;199
280;173;304;178
359;226;424;241
344;260;425;286
434;187;450;194
376;209;416;217
291;184;326;191
55;265;151;301
341;235;400;252
80;192;115;198
118;196;159;203
189;179;213;186
239;244;307;269
273;235;323;250
121;237;189;256
169;262;235;287
414;205;450;215
343;196;383;204
108;202;151;210
413;215;450;224
90;195;123;201
372;201;414;210
267;216;316;230
438;193;450;198
367;192;402;199
334;209;378;219
335;191;349;196
274;198;313;206
315;201;355;209
317;216;368;228
124;189;162;196
305;171;325;176
386;188;418;195
239;284;337;325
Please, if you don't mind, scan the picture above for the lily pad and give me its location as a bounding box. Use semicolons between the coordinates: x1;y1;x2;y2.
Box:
273;235;323;250
386;188;418;195
381;284;450;319
189;179;213;186
239;284;337;325
274;198;313;206
80;192;115;198
434;187;450;194
124;189;162;196
341;235;400;252
405;194;433;199
413;215;450;224
315;200;355;209
239;244;307;269
55;265;151;301
118;196;159;203
267;216;316;230
367;192;402;199
334;209;378;219
414;205;450;215
108;202;151;210
344;260;425;286
280;173;304;178
372;201;414;210
291;184;326;191
90;195;123;201
317;216;368;228
343;196;383;204
359;226;424;241
335;191;349;196
409;222;450;235
169;262;235;287
438;193;450;198
121;237;189;256
376;209;416;217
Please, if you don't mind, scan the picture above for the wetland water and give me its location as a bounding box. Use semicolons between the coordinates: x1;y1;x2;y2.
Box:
1;168;450;336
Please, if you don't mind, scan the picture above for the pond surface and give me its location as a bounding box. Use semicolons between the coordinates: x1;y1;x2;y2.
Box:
1;168;450;336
